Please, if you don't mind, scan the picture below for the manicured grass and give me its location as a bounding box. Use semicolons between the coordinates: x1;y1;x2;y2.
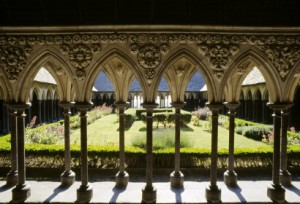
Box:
70;113;268;149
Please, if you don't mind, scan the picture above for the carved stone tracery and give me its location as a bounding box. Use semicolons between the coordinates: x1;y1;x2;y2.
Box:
198;43;239;80
0;45;32;81
60;43;101;80
0;33;300;82
257;44;300;79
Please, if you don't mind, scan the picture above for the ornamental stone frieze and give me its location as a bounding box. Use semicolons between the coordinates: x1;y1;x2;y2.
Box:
1;33;300;82
130;43;169;81
0;45;32;81
198;43;239;80
257;44;300;80
60;43;101;80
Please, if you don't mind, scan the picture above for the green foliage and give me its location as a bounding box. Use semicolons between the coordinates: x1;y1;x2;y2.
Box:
287;131;300;145
192;107;210;120
136;108;172;120
235;125;273;141
131;133;192;150
25;124;64;144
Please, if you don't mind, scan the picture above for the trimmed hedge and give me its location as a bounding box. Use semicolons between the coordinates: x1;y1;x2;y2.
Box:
235;125;273;141
0;143;299;169
136;108;173;120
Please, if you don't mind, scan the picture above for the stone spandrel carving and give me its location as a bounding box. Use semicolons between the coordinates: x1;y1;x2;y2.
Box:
0;45;32;81
198;43;239;80
258;44;300;79
131;43;169;80
60;43;101;80
137;44;162;69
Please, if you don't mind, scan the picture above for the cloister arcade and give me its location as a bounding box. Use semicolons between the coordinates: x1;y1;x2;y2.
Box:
1;26;300;203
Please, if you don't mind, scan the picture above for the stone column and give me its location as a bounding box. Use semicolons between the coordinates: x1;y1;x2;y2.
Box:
170;102;185;188
6;107;18;186
205;102;223;203
142;103;157;204
223;102;240;187
267;103;285;203
280;103;293;186
76;102;93;203
12;103;31;203
37;100;42;125
50;100;54;122
59;102;76;186
115;102;129;188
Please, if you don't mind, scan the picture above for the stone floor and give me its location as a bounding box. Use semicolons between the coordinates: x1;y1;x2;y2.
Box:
1;179;300;203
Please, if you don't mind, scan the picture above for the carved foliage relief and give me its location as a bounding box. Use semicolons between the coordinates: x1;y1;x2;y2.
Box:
60;43;101;80
130;43;169;81
0;45;32;81
0;34;300;81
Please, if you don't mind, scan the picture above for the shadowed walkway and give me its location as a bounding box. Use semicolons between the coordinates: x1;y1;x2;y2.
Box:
1;180;300;203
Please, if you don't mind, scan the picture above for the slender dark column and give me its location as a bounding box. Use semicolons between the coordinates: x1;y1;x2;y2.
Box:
59;102;76;186
223;102;240;187
267;103;285;203
205;102;223;203
37;100;42;125
115;102;129;188
6;107;18;186
50;100;54;122
142;103;157;204
76;102;93;203
170;102;185;188
12;103;31;203
280;104;293;186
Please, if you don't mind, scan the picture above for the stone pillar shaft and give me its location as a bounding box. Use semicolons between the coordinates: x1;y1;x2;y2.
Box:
12;103;31;203
6;108;18;186
115;102;129;188
174;107;181;173
146;110;153;188
16;110;26;185
142;103;157;204
80;110;88;186
76;102;93;203
267;103;285;203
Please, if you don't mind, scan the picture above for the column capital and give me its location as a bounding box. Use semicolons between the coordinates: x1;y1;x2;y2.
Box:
76;102;93;111
142;103;158;111
8;102;31;112
267;103;293;111
171;102;185;109
206;102;223;112
59;101;75;109
224;102;240;111
114;102;130;109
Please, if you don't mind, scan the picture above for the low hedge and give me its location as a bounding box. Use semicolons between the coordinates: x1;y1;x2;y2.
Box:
235;125;273;141
136;108;173;120
0;143;299;169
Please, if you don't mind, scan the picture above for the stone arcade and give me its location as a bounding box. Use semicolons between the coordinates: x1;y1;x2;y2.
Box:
1;26;300;203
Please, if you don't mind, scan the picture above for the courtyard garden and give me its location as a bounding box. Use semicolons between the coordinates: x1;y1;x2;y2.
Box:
0;105;299;169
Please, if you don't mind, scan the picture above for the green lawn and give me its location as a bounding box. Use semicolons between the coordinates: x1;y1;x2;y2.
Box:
70;113;268;149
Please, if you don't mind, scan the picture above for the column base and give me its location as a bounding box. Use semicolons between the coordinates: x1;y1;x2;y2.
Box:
224;170;238;187
6;171;18;186
280;170;292;186
205;185;221;203
61;170;75;186
77;183;93;203
115;171;129;188
142;185;157;204
170;171;184;188
267;184;285;203
12;183;31;203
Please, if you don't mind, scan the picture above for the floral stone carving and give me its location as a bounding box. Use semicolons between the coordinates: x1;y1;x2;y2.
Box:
0;46;32;81
60;43;101;80
198;44;239;80
258;44;300;79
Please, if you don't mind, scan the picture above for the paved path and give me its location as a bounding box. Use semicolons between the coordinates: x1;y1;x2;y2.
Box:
1;180;300;203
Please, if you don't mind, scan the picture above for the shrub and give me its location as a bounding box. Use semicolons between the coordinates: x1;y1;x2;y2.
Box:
235;125;273;141
25;124;64;145
131;133;192;150
192;107;210;120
